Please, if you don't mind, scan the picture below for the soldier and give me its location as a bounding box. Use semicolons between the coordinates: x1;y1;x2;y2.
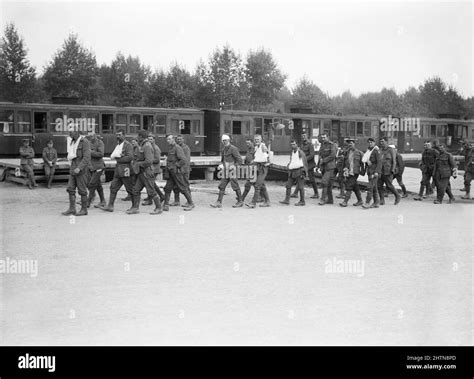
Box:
172;134;191;207
361;138;382;209
246;134;271;208
210;134;243;208
42;139;57;189
335;142;347;199
414;140;438;201
241;138;259;203
163;135;195;211
316;133;337;205
19;138;37;189
390;145;408;198
142;134;165;206
340;138;364;207
377;137;401;205
290;132;319;199
100;129;135;212
280;140;308;206
62;131;91;216
433;144;457;204
460;139;473;200
126;130;163;215
86;131;106;208
121;138;139;202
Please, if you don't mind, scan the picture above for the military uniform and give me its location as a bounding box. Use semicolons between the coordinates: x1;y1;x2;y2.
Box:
241;144;257;202
340;146;364;207
317;140;337;205
415;147;438;200
143;141;165;205
461;144;473;199
292;140;319;198
281;148;308;205
42;146;57;188
211;143;243;207
248;142;270;207
362;147;382;208
172;142;191;205
19;145;37;188
87;137;106;207
335;146;347;198
377;145;401;205
433;151;456;203
393;152;407;197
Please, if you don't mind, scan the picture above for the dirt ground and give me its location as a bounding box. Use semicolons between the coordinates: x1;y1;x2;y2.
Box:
0;179;472;345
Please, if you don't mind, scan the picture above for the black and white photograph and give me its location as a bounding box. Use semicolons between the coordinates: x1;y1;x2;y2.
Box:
0;0;472;375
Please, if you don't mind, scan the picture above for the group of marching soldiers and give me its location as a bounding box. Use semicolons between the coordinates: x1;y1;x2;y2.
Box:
18;128;473;214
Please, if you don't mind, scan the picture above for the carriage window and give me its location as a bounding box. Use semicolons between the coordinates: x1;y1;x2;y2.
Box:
356;122;364;136
302;120;310;135
254;118;263;135
232;120;242;135
430;125;436;137
101;114;114;134
242;121;250;135
224;120;232;134
34;112;48;133
117;114;127;131
348;121;356;136
143;115;154;131
371;122;378;137
364;121;371;136
331;123;338;137
0;109;14;133
129;114;141;134
437;125;446;137
340;121;348;137
180;119;191;134
273;119;283;136
86;113;99;134
192;120;201;134
169;120;179;135
456;125;467;138
17;111;32;133
155;115;166;135
323;120;331;135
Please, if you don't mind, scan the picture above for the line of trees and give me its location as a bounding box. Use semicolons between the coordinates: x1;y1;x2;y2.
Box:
1;23;473;118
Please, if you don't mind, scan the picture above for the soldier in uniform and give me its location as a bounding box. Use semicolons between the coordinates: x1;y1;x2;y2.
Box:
62;131;91;216
172;134;191;207
19;138;37;189
433;144;457;204
390;145;408;198
246;134;271;208
335;142;347;199
280;140;308;206
460;139;473;200
377;137;401;205
210;134;243;208
316;133;337;205
362;138;382;209
100;129;135;212
121;138;139;202
142;134;165;206
291;132;319;199
126;130;163;215
414;140;438;201
86;132;106;208
340;138;364;207
42;139;57;189
163;135;195;211
241;138;259;203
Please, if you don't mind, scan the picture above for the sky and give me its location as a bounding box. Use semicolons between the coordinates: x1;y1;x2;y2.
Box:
1;0;472;97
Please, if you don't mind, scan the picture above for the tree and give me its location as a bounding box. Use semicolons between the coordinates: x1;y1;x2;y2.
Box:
245;49;286;111
165;63;195;108
43;33;99;103
0;23;37;102
292;77;332;113
146;69;168;107
331;91;359;115
418;76;448;117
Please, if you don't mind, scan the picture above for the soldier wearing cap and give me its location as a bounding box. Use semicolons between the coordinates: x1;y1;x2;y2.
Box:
86;131;106;208
316;133;337;205
241;138;258;202
19;138;37;189
361;137;382;209
414;140;439;201
142;133;165;206
211;134;243;208
163;134;195;211
340;138;364;207
377;137;401;205
460;139;473;200
335;141;347;199
280;140;308;206
291;132;319;199
42;139;57;189
172;134;191;207
389;144;408;198
246;134;271;208
433;144;456;204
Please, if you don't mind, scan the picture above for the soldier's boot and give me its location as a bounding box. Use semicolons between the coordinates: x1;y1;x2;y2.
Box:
319;186;328;205
370;190;380;208
379;188;385;205
290;188;298;198
150;195;163;215
122;194;131;201
394;190;401;205
414;185;424;201
32;176;38;187
259;187;271;207
295;188;305;206
461;185;471;200
310;182;319;199
336;183;345;199
95;186;106;208
27;177;33;189
446;187;455;203
339;191;351;207
126;195;140;214
162;192;170;211
87;192;95;208
210;190;224;208
76;195;89;216
400;185;408;198
142;197;153;206
154;183;165;202
233;189;243;208
182;191;195;211
62;194;77;215
100;193;116;212
241;187;250;202
47;175;53;189
327;185;334;204
362;190;373;209
353;188;363;206
171;191;180;206
280;188;291;205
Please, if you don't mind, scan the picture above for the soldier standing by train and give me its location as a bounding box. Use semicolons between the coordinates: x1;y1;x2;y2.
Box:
172;134;191;207
86;131;106;208
42;139;57;189
163;134;195;211
62;130;91;216
340;138;364;207
246;134;271;208
335;142;347;199
361;137;381;209
280;140;308;206
142;134;165;206
19;138;37;189
291;132;319;199
210;134;243;208
241;138;258;203
460;139;473;200
390;145;408;198
433;144;457;204
316;133;337;205
414;140;438;201
377;137;401;205
100;129;135;213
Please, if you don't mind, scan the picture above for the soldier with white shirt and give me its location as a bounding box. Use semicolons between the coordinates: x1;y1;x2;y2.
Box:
280;140;308;206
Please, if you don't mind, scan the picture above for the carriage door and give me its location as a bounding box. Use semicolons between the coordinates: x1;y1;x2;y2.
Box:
33;111;48;147
331;120;341;145
263;118;273;144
